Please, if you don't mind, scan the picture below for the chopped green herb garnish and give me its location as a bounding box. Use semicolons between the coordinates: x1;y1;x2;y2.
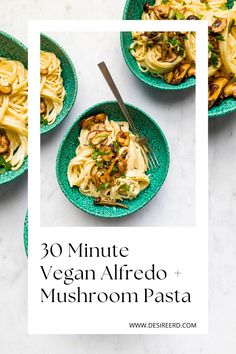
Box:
97;182;110;191
0;155;12;175
112;140;120;152
215;34;224;41
167;36;185;57
91;149;110;160
96;160;102;168
123;184;130;192
91;150;100;160
112;164;119;173
40;116;48;126
104;161;111;168
118;184;130;194
174;10;185;20
178;47;185;57
169;36;181;47
227;0;235;10
210;52;219;68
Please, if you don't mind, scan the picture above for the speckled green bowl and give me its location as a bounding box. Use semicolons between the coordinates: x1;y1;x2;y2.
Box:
122;0;236;117
56;101;170;218
40;34;78;134
209;97;236;118
121;0;195;90
23;211;28;256
0;31;28;185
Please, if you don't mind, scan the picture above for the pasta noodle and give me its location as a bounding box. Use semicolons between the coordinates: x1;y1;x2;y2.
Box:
40;51;66;125
130;31;194;84
68;113;150;208
130;0;236;108
0;57;28;173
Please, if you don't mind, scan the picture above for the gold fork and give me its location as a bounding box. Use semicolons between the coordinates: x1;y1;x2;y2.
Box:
98;61;159;169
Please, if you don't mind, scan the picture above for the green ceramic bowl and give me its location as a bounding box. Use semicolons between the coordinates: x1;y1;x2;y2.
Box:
121;0;195;90
209;97;236;118
23;211;28;256
40;34;78;134
0;31;28;185
56;101;170;218
122;0;236;117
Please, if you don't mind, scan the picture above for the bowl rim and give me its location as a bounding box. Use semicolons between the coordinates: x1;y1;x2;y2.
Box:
40;33;78;135
0;31;28;185
0;30;27;55
0;159;28;186
56;100;170;218
208;98;236;118
23;211;28;256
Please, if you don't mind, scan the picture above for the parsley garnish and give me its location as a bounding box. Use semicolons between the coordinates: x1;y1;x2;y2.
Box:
210;52;219;68
112;164;119;173
174;10;185;20
178;47;185;57
167;36;185;57
91;150;100;160
0;156;12;175
96;160;102;168
227;0;235;9
208;44;219;68
97;182;110;192
112;140;120;152
215;34;224;41
123;184;130;192
119;184;130;194
40;116;48;126
91;149;109;160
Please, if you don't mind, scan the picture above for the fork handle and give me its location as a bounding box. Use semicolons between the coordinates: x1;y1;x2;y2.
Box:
98;61;139;136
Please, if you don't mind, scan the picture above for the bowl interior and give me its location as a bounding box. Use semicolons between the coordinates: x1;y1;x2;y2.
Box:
56;101;170;218
0;31;28;185
121;0;195;90
40;33;78;134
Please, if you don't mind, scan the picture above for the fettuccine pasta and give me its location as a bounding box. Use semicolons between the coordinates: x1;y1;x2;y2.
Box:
130;0;236;108
130;31;195;84
68;113;150;208
40;51;66;125
0;57;28;173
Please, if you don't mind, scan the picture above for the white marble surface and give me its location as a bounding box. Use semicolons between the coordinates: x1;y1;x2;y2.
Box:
0;1;236;353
